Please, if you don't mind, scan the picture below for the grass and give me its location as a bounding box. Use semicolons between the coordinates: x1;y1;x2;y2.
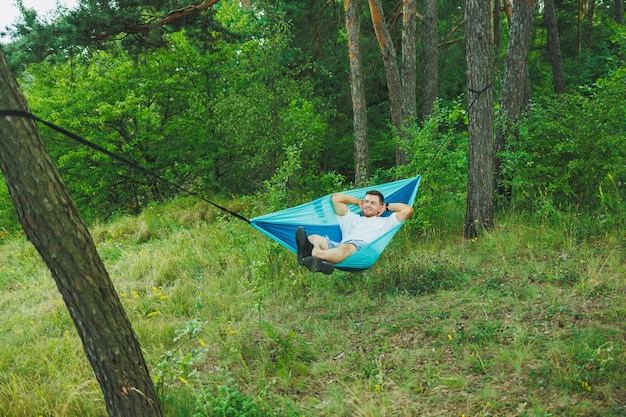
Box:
0;197;625;416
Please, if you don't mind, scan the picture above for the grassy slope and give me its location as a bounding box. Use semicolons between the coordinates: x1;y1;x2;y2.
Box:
0;198;625;416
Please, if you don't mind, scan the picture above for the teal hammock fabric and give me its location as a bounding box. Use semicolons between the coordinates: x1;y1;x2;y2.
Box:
250;176;421;271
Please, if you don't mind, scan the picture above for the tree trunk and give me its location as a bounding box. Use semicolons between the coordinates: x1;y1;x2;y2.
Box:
494;0;534;203
422;0;438;120
587;0;595;49
616;0;624;24
493;0;503;64
504;0;513;24
368;0;407;166
465;0;495;239
544;0;566;94
402;0;417;134
345;0;370;185
0;47;163;417
578;0;583;55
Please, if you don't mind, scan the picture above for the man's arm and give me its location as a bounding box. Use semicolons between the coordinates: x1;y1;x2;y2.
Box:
386;202;413;222
331;193;361;216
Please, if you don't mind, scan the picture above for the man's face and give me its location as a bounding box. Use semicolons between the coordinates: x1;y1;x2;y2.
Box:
362;193;383;217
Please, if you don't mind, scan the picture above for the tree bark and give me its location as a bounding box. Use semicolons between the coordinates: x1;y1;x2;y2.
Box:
368;0;407;166
616;0;624;24
544;0;566;94
345;0;370;185
465;0;495;239
402;0;418;131
493;0;503;67
0;47;162;417
587;0;595;49
494;0;534;202
422;0;438;120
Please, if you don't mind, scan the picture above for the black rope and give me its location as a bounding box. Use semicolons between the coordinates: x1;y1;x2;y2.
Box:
0;109;251;224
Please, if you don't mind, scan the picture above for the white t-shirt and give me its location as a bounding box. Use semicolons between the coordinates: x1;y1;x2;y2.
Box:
337;211;401;244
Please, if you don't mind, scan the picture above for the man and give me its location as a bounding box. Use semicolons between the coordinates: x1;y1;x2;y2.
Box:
296;190;414;274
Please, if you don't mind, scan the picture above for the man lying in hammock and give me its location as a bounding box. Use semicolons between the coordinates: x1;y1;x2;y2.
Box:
296;190;414;274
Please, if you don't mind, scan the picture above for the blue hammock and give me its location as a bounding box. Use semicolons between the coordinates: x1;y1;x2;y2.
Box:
250;176;421;271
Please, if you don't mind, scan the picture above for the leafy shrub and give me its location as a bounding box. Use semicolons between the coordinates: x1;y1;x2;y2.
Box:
506;69;626;216
395;99;468;233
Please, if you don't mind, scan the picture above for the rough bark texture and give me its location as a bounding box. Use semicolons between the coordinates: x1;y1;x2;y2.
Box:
465;0;495;239
0;47;162;417
345;0;369;185
402;0;417;128
495;0;534;201
493;0;502;55
544;0;566;94
422;0;438;120
368;0;406;166
617;0;624;24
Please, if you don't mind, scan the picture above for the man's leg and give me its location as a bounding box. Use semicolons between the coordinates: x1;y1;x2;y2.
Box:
311;242;357;264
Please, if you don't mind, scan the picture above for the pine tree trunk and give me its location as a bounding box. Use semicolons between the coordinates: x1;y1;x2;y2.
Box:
422;0;438;120
368;0;407;166
345;0;370;185
402;0;417;132
494;0;534;202
494;0;502;56
465;0;495;239
544;0;566;94
616;0;624;24
0;47;163;417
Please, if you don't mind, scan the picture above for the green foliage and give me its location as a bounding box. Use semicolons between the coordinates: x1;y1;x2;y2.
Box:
394;99;468;233
17;6;333;221
2;197;626;416
505;68;626;223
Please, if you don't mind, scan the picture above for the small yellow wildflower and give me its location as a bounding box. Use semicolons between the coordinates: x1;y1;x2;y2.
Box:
147;310;161;318
447;334;453;340
199;339;206;347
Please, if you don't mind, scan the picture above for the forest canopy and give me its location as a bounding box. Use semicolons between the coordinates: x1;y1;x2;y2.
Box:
1;0;624;231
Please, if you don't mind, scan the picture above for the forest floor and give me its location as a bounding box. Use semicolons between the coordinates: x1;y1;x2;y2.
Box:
1;197;625;416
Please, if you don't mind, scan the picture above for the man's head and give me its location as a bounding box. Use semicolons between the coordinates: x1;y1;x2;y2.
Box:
362;190;385;217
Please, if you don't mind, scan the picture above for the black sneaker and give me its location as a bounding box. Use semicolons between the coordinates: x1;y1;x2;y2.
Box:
295;226;313;265
303;256;335;275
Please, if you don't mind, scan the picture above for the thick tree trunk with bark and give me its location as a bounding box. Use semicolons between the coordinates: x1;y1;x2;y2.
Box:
465;0;495;239
345;0;370;185
0;47;162;417
495;0;534;202
544;0;566;94
494;0;502;56
368;0;407;166
402;0;417;129
617;0;624;24
422;0;438;120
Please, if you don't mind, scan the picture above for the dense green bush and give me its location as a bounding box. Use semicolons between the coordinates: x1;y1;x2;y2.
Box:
504;68;626;216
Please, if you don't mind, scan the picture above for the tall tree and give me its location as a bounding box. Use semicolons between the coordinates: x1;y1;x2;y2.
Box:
422;0;438;120
617;0;624;24
495;0;534;201
368;0;406;166
493;0;503;55
544;0;567;93
0;47;162;417
465;0;495;239
403;0;418;129
345;0;370;184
